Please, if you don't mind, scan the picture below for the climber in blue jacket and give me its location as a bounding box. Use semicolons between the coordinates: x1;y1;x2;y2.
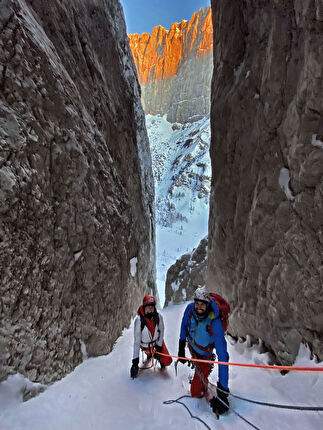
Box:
178;286;230;415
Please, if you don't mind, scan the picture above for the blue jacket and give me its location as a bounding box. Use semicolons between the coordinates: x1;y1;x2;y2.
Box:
179;300;229;390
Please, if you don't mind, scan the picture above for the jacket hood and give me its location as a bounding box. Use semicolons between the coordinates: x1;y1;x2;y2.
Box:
137;305;145;317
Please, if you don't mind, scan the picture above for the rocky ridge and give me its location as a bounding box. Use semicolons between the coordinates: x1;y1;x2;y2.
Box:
164;237;207;307
208;0;323;364
129;7;213;123
0;0;155;383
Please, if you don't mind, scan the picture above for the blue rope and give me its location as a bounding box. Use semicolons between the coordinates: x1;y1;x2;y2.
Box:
167;364;323;430
216;395;262;430
193;364;262;430
163;395;212;430
163;394;263;430
216;385;323;412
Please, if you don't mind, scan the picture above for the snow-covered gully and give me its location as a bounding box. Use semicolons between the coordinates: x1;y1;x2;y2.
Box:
1;304;322;430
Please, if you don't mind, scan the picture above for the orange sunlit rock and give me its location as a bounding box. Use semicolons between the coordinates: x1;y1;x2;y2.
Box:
197;8;213;58
128;7;213;85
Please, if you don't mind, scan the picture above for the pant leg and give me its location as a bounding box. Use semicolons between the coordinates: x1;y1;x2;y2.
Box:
159;341;172;366
191;360;212;398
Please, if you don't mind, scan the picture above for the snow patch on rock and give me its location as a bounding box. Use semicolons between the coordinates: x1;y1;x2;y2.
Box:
311;134;323;149
279;167;295;201
130;257;138;277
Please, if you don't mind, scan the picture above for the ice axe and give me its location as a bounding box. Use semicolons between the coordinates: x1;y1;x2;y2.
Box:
174;359;179;376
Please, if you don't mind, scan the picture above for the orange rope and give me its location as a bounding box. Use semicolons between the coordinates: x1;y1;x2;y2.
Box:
154;351;323;372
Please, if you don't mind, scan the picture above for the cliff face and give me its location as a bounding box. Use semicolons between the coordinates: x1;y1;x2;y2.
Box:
0;0;155;383
208;0;323;364
129;7;213;123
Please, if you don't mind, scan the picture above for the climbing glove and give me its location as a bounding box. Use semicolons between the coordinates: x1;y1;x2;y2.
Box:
178;340;187;364
155;344;163;356
209;382;230;415
130;357;139;379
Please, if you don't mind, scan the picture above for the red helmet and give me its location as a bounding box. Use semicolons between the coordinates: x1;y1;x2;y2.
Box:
143;294;156;307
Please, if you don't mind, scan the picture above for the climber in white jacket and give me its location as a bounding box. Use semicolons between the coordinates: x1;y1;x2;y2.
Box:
130;294;172;378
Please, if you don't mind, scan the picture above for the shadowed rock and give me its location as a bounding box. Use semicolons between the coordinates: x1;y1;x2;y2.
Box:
0;0;155;383
208;0;323;364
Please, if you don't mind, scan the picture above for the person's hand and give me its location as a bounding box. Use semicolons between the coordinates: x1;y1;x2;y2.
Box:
130;357;139;379
209;383;229;415
187;360;194;368
178;340;187;364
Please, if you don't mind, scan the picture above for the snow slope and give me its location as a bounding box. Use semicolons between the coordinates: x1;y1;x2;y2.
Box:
146;115;211;306
1;303;322;430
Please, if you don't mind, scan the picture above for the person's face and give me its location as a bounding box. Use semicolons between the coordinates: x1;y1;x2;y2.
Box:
194;300;207;315
144;305;155;315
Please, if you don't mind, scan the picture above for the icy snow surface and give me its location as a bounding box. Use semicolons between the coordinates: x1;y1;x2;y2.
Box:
0;303;322;430
130;257;138;277
146;114;211;306
73;250;83;262
311;134;323;149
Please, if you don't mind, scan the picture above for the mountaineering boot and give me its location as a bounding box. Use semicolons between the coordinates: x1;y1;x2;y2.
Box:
209;382;229;415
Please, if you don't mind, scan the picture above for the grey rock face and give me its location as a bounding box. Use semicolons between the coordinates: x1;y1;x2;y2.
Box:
142;54;213;124
0;0;155;383
208;0;323;364
164;237;207;307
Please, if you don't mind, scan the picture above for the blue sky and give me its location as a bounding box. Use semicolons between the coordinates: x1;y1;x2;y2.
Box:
120;0;210;35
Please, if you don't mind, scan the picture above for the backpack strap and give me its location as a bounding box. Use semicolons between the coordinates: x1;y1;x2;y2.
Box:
140;314;146;331
206;311;216;337
187;310;214;353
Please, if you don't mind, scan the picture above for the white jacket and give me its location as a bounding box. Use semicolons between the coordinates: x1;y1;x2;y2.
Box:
133;312;165;359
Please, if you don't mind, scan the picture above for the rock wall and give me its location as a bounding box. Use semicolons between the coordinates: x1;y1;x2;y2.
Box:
0;0;155;383
164;237;207;307
208;0;323;364
129;7;213;123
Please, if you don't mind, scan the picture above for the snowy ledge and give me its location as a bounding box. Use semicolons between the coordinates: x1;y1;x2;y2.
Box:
279;167;295;201
311;134;323;149
0;304;322;430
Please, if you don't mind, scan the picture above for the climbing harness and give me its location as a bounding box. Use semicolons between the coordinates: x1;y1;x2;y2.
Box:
139;347;156;370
